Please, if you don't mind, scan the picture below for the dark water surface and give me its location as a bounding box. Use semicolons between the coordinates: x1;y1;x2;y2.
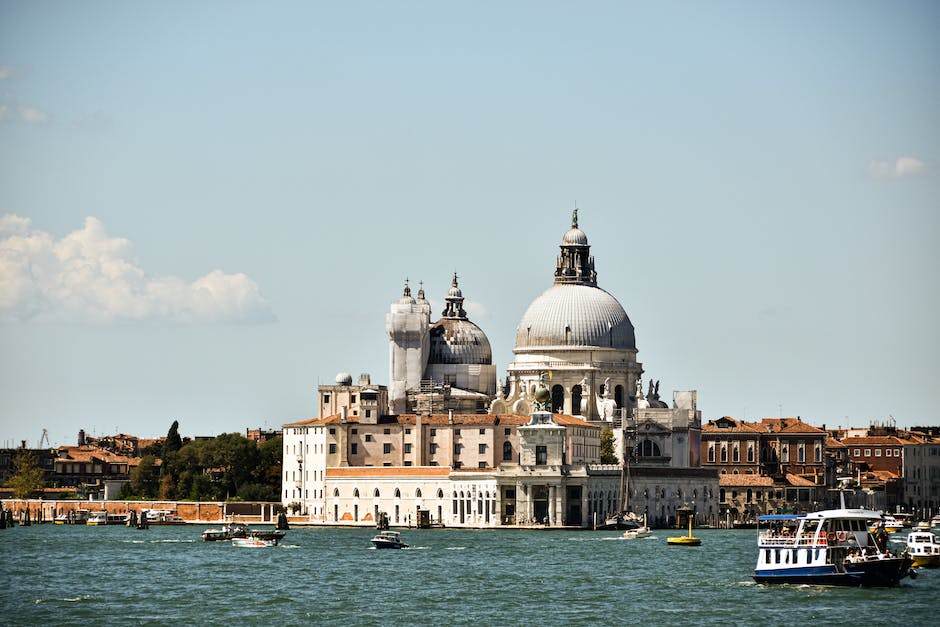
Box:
2;525;935;625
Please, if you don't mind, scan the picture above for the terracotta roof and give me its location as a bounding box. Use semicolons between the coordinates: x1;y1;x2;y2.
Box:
54;445;135;464
756;418;826;434
825;437;847;447
287;413;597;429
718;474;774;487
785;473;821;487
703;418;761;434
842;436;909;446
327;466;453;478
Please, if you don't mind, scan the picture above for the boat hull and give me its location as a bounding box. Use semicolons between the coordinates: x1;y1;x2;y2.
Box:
371;540;408;549
754;557;913;587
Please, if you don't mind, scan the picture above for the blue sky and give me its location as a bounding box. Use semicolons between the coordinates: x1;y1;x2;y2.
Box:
1;1;937;446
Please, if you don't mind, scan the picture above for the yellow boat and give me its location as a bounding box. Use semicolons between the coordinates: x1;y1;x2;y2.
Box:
667;517;701;546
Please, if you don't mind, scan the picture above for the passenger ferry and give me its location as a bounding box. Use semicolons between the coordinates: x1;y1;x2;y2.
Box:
754;508;914;587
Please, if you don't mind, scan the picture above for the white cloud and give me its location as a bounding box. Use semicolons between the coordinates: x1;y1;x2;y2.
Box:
868;156;926;178
464;299;489;320
17;105;47;124
0;215;275;323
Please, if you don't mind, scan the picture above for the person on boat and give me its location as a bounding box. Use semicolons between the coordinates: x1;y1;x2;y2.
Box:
875;525;889;552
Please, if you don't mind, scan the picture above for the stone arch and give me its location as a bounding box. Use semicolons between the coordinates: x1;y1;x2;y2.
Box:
551;384;565;413
615;385;624;408
571;385;583;416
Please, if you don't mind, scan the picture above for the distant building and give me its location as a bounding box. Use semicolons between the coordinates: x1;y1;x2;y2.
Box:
245;427;282;445
284;213;718;527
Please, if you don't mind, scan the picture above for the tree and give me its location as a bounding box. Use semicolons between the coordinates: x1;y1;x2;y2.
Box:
9;450;45;498
129;455;159;498
164;420;183;456
600;428;618;464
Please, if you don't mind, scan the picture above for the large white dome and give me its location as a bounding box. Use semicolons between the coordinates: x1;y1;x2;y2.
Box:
514;284;636;350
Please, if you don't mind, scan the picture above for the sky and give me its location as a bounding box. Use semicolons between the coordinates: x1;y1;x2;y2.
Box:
1;1;938;447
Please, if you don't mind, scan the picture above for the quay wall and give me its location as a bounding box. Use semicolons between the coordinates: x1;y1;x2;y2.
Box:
0;499;283;524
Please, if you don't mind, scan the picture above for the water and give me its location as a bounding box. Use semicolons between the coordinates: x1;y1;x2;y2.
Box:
2;525;935;626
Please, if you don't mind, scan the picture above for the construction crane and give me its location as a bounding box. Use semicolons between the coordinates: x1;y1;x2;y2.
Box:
39;428;50;448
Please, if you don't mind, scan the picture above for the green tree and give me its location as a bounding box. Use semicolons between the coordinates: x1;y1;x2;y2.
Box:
164;420;183;456
9;450;46;498
129;455;159;498
600;428;618;464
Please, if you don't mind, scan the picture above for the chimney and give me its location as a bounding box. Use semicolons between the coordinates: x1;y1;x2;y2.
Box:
340;406;348;423
78;429;86;446
448;409;454;424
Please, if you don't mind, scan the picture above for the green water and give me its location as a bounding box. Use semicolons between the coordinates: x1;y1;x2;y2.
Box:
1;525;934;625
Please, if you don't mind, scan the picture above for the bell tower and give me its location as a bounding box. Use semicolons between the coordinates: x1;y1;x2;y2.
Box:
386;280;430;414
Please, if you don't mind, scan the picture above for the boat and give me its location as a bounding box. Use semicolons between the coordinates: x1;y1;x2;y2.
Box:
906;531;940;568
202;523;249;542
869;514;903;534
143;509;186;525
107;513;129;525
371;530;408;549
914;521;932;531
667;517;701;546
232;537;277;548
86;511;109;525
249;528;286;545
54;509;90;525
601;459;643;530
754;508;915;586
622;514;652;539
931;515;940;528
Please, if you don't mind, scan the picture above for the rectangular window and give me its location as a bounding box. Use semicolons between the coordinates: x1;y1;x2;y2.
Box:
430;428;436;436
351;428;357;434
479;462;487;469
454;443;462;455
454;461;462;469
351;443;358;455
329;443;336;454
865;449;871;457
329;428;336;435
383;443;391;454
365;434;372;442
504;428;511;436
383;462;391;467
875;449;881;457
405;428;411;434
404;443;412;454
404;461;412;466
350;395;356;403
895;449;901;456
536;445;547;465
479;428;486;435
323;394;330;403
365;410;371;418
455;428;461;435
383;428;391;435
430;443;437;454
854;448;860;457
479;443;486;454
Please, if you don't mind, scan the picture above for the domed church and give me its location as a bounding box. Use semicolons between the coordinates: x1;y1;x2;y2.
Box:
387;274;497;415
491;209;643;422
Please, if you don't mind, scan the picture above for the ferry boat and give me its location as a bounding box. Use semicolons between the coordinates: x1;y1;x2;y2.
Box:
86;511;109;525
371;530;408;549
54;509;90;524
754;509;915;586
142;509;186;525
906;531;940;568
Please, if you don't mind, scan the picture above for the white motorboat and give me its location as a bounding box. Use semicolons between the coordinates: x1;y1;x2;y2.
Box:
371;530;408;549
86;511;109;525
232;537;277;548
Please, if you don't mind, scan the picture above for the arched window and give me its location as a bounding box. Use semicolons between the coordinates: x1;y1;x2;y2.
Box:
394;488;401;498
720;446;728;462
551;385;565;413
572;385;583;415
639;439;661;457
732;446;740;462
502;441;512;461
747;446;754;462
437;489;444;499
415;488;422;498
333;488;339;497
353;488;360;498
373;488;380;498
614;385;624;408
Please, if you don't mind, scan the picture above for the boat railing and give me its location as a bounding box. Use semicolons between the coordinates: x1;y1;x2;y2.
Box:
757;532;828;547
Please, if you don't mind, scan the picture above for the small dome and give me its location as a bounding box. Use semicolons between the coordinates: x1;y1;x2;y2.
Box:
335;372;353;385
428;319;492;365
447;284;463;298
562;226;589;246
